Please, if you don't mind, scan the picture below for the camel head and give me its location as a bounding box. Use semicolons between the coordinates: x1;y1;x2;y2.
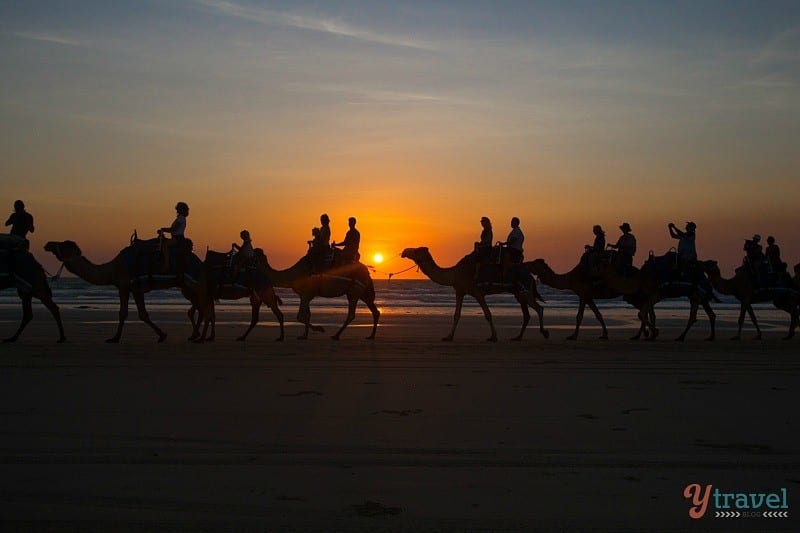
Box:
699;260;720;278
401;247;432;264
526;258;549;275
44;240;82;262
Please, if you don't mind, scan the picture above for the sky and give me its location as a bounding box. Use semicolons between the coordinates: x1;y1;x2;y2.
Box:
1;0;799;277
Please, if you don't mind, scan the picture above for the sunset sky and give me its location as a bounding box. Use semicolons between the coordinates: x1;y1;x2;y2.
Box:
2;1;799;277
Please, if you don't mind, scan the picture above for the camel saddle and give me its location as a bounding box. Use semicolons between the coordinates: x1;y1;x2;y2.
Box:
307;246;335;274
578;250;613;279
642;252;682;283
122;237;192;281
736;258;793;290
204;249;266;288
465;248;531;289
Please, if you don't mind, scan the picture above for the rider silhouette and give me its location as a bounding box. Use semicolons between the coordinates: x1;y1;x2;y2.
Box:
332;217;361;264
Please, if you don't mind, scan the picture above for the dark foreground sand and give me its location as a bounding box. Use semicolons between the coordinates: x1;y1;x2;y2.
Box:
0;305;798;531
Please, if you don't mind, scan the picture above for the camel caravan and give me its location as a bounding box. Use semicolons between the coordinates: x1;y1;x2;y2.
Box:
2;201;799;343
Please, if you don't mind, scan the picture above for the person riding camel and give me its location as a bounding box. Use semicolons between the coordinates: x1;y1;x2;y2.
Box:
608;222;636;271
318;214;331;249
580;225;606;271
668;221;697;265
743;234;764;275
230;230;254;278
158;202;189;273
765;236;785;274
473;217;493;280
668;221;715;299
332;217;361;264
307;214;333;273
3;200;34;250
498;217;524;282
500;217;524;263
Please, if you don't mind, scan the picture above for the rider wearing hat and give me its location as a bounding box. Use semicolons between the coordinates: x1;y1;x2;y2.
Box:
668;221;697;264
608;222;637;269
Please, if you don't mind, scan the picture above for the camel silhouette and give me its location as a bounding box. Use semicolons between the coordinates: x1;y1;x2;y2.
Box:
254;252;379;340
192;249;284;342
401;247;548;342
0;246;65;342
701;260;798;340
44;240;201;342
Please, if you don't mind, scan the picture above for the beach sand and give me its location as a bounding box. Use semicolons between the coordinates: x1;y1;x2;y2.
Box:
0;304;798;531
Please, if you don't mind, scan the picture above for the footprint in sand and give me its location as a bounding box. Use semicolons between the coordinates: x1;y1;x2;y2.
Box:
371;409;422;417
276;494;307;502
279;390;324;397
694;439;773;454
621;407;651;415
351;501;402;517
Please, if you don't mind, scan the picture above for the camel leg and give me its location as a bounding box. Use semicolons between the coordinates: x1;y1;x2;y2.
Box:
567;298;586;340
107;288;130;343
237;294;261;341
700;299;716;341
198;302;214;342
3;292;33;343
587;300;608;340
187;305;199;340
264;291;285;342
133;291;167;342
475;293;497;342
731;304;747;340
332;293;358;340
745;304;761;340
362;296;380;340
631;308;645;340
675;299;699;342
527;299;549;339
511;297;530;341
297;298;312;340
39;292;66;343
648;306;659;340
788;306;798;340
780;302;797;341
443;292;465;341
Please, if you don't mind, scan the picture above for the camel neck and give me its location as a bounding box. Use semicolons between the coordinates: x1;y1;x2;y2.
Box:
259;258;306;288
708;271;735;295
416;257;456;287
535;264;572;290
65;255;116;286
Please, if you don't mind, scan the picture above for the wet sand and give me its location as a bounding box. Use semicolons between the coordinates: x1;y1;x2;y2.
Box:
0;305;798;531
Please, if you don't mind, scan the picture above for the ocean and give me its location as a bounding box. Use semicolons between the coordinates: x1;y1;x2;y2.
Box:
0;277;751;316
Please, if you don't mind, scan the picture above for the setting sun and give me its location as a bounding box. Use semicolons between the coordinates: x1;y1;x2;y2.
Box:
373;253;384;264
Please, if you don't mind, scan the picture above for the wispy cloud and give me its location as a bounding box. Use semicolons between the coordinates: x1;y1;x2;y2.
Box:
195;0;435;50
750;26;800;67
286;83;453;104
12;31;84;47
